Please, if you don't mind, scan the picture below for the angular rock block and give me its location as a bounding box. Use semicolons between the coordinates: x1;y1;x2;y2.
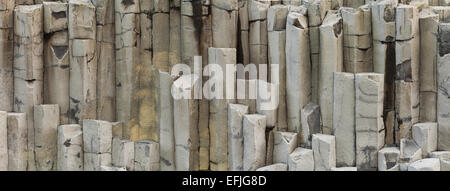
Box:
408;158;440;171
134;141;160;171
211;0;238;48
319;12;343;134
158;71;175;171
394;81;414;144
7;113;28;171
173;74;201;171
355;73;385;171
300;103;322;148
288;147;314;171
243;114;266;171
419;9;438;122
228;104;248;171
267;4;289;32
57;124;83;171
100;166;126;171
412;123;438;157
83;120;112;171
312;134;336;171
396;5;419;41
68;0;96;40
43;1;68;34
111;122;123;139
112;138;134;171
273;131;297;164
399;139;422;171
430;151;450;171
14;4;44;171
0;112;6;170
256;80;277;128
378;147;400;171
333;72;355;167
437;23;450;151
430;6;450;23
34;105;59;171
371;0;397;42
256;163;287;171
331;167;357;171
286;12;311;134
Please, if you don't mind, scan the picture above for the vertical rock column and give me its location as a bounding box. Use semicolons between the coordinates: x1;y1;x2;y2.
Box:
83;120;112;171
57;124;83;171
303;0;332;104
169;0;181;71
355;73;385;171
238;0;249;68
394;4;420;144
112;138;134;171
0;0;14;112
152;0;170;72
157;71;175;171
228;104;249;171
211;0;238;48
341;6;373;73
172;74;201;171
208;48;236;171
43;2;70;125
372;0;397;145
134;140;160;171
34;105;59;171
248;0;269;80
94;0;116;122
419;9;439;123
437;23;450;151
13;4;44;171
343;0;366;8
333;72;355;167
319;11;343;135
286;11;311;138
0;112;7;170
68;0;97;124
267;5;288;131
7;113;28;171
243;114;266;171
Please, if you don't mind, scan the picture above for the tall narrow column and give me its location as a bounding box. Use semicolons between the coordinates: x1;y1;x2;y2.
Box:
43;2;70;125
0;111;7;170
169;0;181;71
158;71;175;171
83;120;112;171
14;4;44;171
57;124;83;171
437;23;450;151
319;11;343;135
0;0;14;112
153;0;170;71
248;0;269;80
68;0;97;124
211;0;238;48
7;113;27;171
34;105;59;171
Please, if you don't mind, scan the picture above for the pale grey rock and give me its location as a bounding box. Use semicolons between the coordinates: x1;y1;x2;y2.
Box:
256;163;287;171
68;0;96;40
0;112;6;170
228;104;249;171
43;1;68;34
7;113;28;171
288;147;314;171
273;131;297;164
57;124;83;171
399;139;422;170
134;141;160;171
378;147;400;171
437;23;450;151
312;134;336;171
158;71;175;171
100;166;126;171
34;105;59;171
83;120;112;171
412;123;438;157
330;167;357;171
243;114;266;171
300;103;322;148
430;151;450;171
408;158;440;171
112;138;134;171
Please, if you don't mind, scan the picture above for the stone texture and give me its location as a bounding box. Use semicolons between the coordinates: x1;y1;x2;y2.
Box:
57;124;83;171
273;131;297;164
333;72;355;167
407;158;440;171
228;104;248;171
243;114;266;171
330;167;357;171
100;166;126;171
0;111;6;170
430;151;450;171
288;147;314;171
300;103;322;148
355;73;385;171
43;1;68;34
319;12;343;134
312;134;336;171
134;140;160;171
437;23;450;151
394;81;414;144
112;138;134;171
158;71;175;171
34;105;59;171
68;0;95;40
399;139;422;171
83;120;112;171
211;0;238;48
0;0;14;112
378;147;400;171
256;163;287;171
7;113;27;171
412;123;438;157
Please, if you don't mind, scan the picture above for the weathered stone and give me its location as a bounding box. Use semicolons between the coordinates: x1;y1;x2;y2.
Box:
68;0;95;40
394;81;414;144
430;151;450;171
134;140;160;171
300;103;322;148
83;120;112;171
236;79;257;114
14;4;44;171
288;147;314;171
111;122;123;139
112;138;134;171
371;0;397;42
355;73;385;171
333;72;355;167
437;23;450;151
408;158;440;171
0;112;6;170
343;0;366;8
100;166;126;171
228;104;248;171
158;71;175;171
0;0;14;112
43;1;68;34
273;131;297;164
211;2;238;48
286;12;311;135
330;167;357;171
319;12;343;134
378;147;400;171
256;163;287;171
243;114;266;171
7;113;27;171
412;123;438;157
399;139;422;171
267;4;289;32
57;124;83;171
430;6;450;23
265;128;274;166
312;134;336;171
256;80;277;127
34;105;59;171
396;5;419;41
248;0;269;80
173;74;200;171
153;12;170;72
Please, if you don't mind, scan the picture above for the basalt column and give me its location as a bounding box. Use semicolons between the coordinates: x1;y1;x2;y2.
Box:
13;4;44;171
0;0;14;112
437;23;450;151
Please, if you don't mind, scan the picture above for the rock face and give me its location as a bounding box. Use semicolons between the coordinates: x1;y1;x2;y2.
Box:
243;114;266;171
57;124;83;171
0;0;14;112
112;138;134;171
437;23;450;151
82;120;112;171
399;138;422;170
0;112;7;170
300;103;322;148
256;163;287;171
34;105;59;171
412;123;438;157
378;147;401;171
355;73;385;171
312;134;336;171
407;158;440;171
288;147;314;171
228;104;249;171
430;151;450;171
134;140;160;171
272;131;297;164
7;113;28;171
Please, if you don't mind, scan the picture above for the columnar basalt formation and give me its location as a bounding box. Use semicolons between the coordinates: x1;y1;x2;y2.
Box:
437;23;450;151
0;0;14;112
83;120;112;171
57;124;83;171
34;104;59;171
0;112;7;170
7;113;28;171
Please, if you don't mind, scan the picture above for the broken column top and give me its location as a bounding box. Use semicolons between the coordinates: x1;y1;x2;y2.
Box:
340;6;371;36
400;139;422;162
396;4;419;41
320;11;343;37
267;4;289;32
211;0;238;11
372;0;397;42
430;6;450;23
248;0;270;21
287;11;308;29
43;1;68;34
